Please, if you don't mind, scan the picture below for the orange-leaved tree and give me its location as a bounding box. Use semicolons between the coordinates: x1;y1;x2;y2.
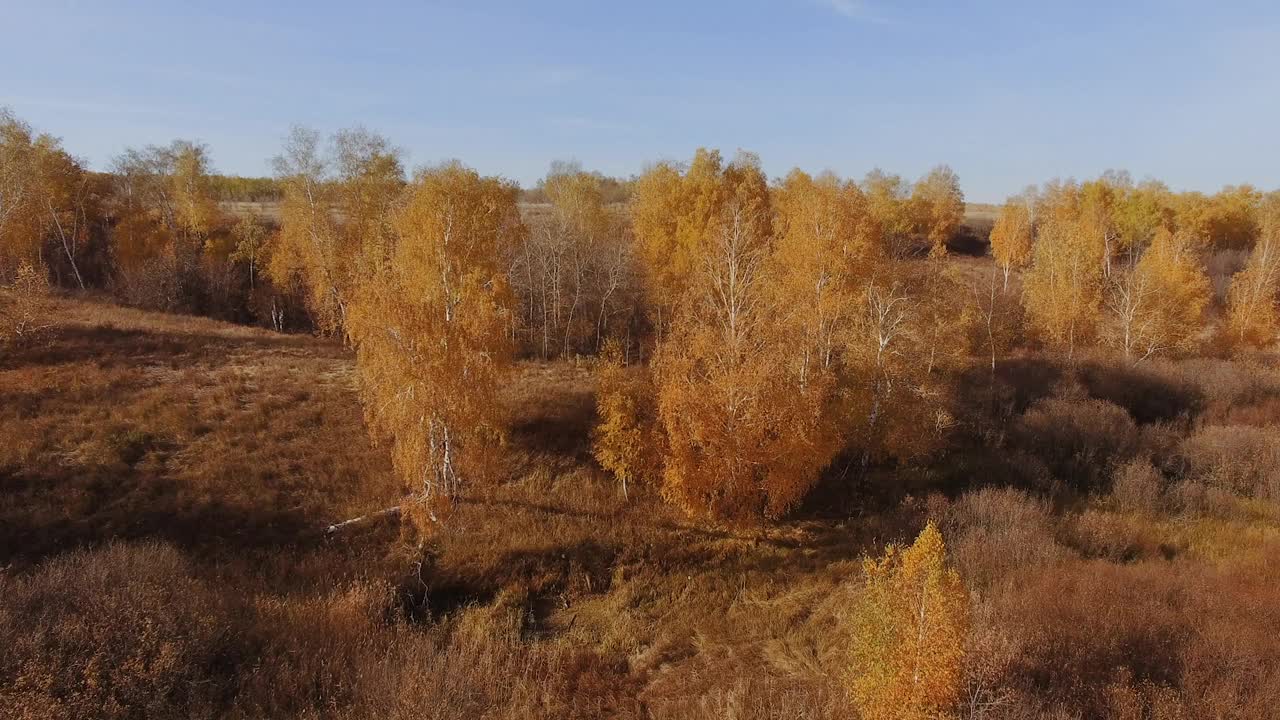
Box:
653;151;794;521
850;521;969;720
631;148;727;331
346;163;519;534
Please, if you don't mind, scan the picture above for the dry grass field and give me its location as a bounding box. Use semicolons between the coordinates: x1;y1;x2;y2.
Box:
4;294;1280;719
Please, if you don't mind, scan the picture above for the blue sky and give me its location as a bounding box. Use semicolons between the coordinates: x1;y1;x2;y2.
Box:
3;0;1279;201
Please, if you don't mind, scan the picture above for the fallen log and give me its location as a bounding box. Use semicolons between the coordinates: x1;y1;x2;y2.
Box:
325;505;402;535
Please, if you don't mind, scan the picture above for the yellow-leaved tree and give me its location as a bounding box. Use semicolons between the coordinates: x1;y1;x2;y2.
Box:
631;148;726;330
765;169;885;507
592;338;660;499
1023;184;1105;359
850;522;969;720
863;169;916;258
911;165;965;258
0;109;44;279
270;126;404;337
1;108;100;288
1225;195;1280;349
988;195;1033;289
1103;228;1210;362
345;163;519;535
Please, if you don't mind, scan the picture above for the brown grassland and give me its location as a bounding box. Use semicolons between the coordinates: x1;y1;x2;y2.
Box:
3;289;1280;719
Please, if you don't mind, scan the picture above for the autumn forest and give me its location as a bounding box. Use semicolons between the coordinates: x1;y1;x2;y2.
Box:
4;107;1280;719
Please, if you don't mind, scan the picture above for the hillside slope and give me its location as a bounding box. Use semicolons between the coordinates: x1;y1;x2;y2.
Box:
3;296;1280;719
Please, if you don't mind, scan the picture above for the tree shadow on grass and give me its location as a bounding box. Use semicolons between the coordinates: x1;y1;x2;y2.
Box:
0;461;318;570
0;323;343;372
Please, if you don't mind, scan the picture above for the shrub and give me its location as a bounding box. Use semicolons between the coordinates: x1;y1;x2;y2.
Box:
0;542;236;720
1178;425;1280;500
943;487;1063;591
1111;458;1166;513
1014;396;1140;491
591;340;661;498
0;262;50;347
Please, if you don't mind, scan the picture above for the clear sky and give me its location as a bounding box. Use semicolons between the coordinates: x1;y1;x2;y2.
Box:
3;0;1278;201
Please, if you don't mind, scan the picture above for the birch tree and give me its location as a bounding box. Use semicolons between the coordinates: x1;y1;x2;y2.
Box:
1023;186;1105;359
911;165;965;258
270;126;403;337
989;195;1033;288
653;151;789;520
1225;196;1280;348
850;522;969;720
346;163;518;534
1103;228;1210;362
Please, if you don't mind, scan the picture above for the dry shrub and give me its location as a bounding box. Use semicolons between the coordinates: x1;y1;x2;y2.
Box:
987;547;1280;719
943;487;1063;591
1063;509;1168;562
113;256;184;312
1170;358;1280;425
1178;425;1280;500
1168;480;1242;518
1111;458;1165;513
994;560;1188;716
1014;396;1140;491
0;262;50;347
0;542;236;720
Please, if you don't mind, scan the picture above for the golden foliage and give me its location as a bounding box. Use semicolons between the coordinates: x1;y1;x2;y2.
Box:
1103;228;1211;361
269;127;403;336
653;152;787;521
228;213;270;289
845;279;955;463
0;108;97;287
911;165;965;258
1023;187;1105;357
988;197;1033;286
863;169;916;258
514;163;632;357
1225;202;1280;348
0;110;46;277
631;149;727;325
850;522;968;720
110;142;218;263
591;339;660;498
346;163;518;530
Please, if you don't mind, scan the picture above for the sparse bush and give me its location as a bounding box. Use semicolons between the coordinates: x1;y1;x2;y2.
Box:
944;487;1063;590
1111;458;1165;513
1179;425;1280;499
1064;509;1166;561
0;262;50;347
